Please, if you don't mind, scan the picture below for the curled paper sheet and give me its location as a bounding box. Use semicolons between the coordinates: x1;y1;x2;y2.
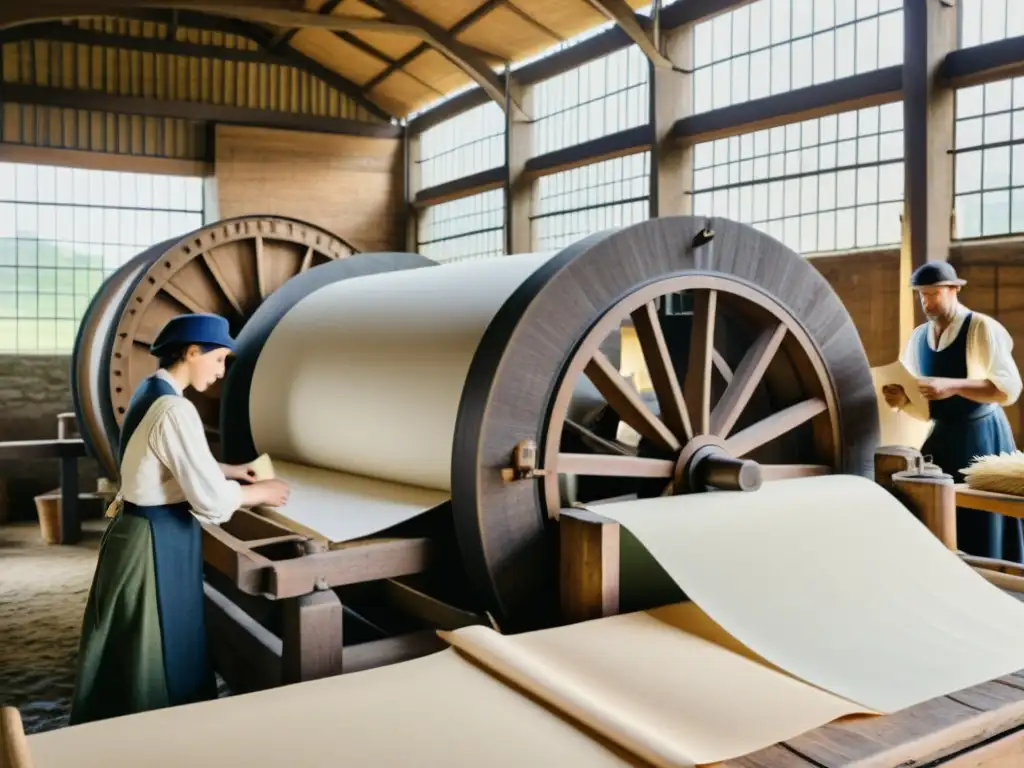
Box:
595;475;1024;713
871;360;930;422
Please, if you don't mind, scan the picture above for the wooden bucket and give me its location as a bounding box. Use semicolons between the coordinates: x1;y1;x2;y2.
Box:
33;495;60;546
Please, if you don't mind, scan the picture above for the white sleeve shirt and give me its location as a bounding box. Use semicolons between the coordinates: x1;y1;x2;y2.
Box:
118;370;242;524
900;303;1022;407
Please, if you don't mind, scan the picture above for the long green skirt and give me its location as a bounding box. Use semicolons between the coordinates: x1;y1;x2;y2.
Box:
68;501;216;724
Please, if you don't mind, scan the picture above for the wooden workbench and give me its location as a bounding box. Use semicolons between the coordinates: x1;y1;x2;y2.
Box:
0;438;87;544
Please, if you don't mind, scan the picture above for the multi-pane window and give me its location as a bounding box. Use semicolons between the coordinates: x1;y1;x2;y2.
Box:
417;102;505;190
953;78;1024;238
418;189;505;263
691;0;903;115
532;153;650;251
692;102;904;253
531;46;649;156
959;0;1024;48
0;163;204;354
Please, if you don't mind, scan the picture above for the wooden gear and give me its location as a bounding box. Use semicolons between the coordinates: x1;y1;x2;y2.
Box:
70;215;355;479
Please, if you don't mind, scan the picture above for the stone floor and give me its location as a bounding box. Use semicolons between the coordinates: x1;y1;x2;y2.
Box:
0;519;103;734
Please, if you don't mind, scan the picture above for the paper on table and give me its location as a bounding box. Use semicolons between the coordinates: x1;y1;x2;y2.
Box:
27;649;638;768
443;602;871;768
595;475;1024;713
871;360;929;421
255;459;448;545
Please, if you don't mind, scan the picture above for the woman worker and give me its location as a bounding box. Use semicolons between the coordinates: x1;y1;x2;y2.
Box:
69;312;291;725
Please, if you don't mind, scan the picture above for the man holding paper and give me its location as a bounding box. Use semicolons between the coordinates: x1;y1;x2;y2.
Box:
882;261;1022;562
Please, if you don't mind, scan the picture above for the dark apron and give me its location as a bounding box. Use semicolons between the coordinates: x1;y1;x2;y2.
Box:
69;375;216;725
918;314;1024;563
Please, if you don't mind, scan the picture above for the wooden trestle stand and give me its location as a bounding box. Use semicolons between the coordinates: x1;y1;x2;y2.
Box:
558;447;1024;767
200;508;459;693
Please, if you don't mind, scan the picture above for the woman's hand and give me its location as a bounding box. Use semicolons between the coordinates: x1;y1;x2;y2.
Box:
256;479;291;508
222;462;258;483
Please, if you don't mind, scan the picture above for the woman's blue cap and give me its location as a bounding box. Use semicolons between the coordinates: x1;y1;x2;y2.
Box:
149;313;236;357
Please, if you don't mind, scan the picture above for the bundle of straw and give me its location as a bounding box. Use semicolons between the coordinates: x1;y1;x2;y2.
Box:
961;451;1024;496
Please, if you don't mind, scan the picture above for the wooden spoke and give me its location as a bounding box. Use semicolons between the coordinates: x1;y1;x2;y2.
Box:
724;398;828;458
584;352;681;452
710;323;787;438
160;283;210;315
202;252;245;316
557;453;675;478
299;245;315;274
564;419;634;456
255;235;267;299
683;289;718;435
630;301;694;441
713;351;733;384
761;464;832;481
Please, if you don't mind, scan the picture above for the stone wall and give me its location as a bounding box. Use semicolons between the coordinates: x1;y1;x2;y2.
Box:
0;355;100;523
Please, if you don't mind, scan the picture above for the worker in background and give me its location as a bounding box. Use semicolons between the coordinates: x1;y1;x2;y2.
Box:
69;313;291;724
883;261;1023;563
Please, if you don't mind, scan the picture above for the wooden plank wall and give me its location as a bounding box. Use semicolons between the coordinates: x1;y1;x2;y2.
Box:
810;240;1024;439
214;124;404;252
0;17;383;162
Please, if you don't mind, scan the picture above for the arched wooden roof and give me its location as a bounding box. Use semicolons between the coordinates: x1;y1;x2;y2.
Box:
0;0;672;120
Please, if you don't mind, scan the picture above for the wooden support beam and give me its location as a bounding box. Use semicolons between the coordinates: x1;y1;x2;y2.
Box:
366;0;527;119
651;25;693;217
505;70;532;252
415;165;506;208
943;34;1024;89
673;66;903;146
901;0;957;347
0;0;301;28
559;508;620;624
584;0;673;68
0;83;402;138
187;4;422;34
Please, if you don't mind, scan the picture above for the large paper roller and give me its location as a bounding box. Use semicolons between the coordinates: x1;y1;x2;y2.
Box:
219;216;879;630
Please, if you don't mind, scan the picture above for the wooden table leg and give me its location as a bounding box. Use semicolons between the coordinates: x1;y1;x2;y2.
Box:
59;455;80;545
281;590;343;684
559;508;620;624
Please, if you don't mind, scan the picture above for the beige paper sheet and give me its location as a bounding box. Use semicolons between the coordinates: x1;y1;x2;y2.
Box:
28;650;639;768
260;459;448;543
443;602;870;767
596;475;1024;713
244;253;556;542
249;252;556;492
871;360;929;421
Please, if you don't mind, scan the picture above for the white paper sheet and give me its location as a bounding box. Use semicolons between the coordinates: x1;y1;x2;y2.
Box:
259;459;448;544
596;475;1024;713
871;360;929;421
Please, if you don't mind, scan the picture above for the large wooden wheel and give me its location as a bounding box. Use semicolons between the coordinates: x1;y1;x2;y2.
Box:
450;216;879;632
542;273;839;515
73;215;355;478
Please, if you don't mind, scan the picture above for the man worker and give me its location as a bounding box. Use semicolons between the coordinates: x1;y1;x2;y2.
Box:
883;260;1024;563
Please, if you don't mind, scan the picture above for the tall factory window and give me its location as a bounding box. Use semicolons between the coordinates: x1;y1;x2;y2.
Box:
418;189;505;263
531;45;650;157
691;102;904;254
0;163;204;354
953;77;1024;238
959;0;1024;48
417;102;505;191
691;0;903;115
532;153;650;251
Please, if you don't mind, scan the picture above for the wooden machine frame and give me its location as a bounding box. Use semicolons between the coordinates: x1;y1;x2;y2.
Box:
558;445;1024;767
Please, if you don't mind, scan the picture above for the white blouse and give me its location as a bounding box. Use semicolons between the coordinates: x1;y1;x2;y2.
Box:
900;303;1023;408
118;370;242;524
